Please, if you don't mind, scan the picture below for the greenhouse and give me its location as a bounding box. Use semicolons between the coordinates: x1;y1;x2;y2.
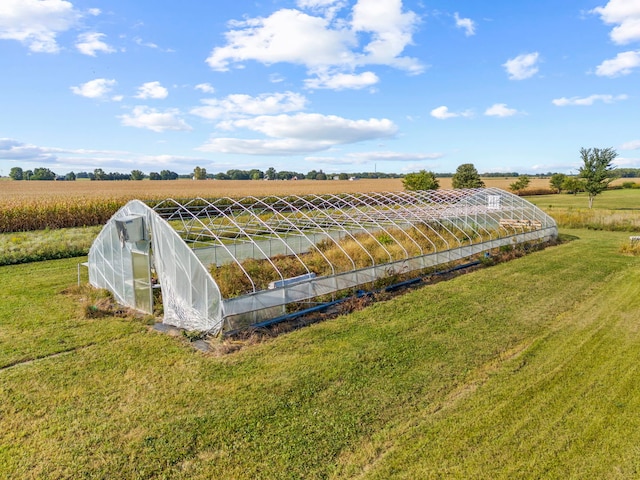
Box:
88;188;558;335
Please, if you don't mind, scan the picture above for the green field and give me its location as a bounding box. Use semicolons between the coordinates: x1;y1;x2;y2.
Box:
1;190;640;478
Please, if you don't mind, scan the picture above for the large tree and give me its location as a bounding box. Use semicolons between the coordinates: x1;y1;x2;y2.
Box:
452;163;485;189
403;170;439;191
549;173;567;193
9;167;23;180
192;166;207;180
578;147;617;208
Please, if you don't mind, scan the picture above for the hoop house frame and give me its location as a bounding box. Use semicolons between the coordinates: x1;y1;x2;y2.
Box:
88;188;557;335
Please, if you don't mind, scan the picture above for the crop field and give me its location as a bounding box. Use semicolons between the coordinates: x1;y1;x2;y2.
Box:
0;176;560;203
0;177;554;233
1;187;640;478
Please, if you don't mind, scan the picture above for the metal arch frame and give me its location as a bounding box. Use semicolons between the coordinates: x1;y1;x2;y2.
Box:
145;189;558;330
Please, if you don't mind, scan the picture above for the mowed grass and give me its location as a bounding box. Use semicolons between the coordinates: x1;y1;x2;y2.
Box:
526;189;640;232
2;228;640;478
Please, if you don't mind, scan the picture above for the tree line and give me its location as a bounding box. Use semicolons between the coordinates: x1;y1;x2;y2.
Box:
7;166;404;182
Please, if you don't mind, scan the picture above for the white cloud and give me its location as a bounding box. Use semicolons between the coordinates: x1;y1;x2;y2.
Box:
552;93;628;106
228;113;396;142
595;50;640;76
591;0;640;45
135;81;169;99
205;1;422;89
75;32;114;56
484;103;518;117
454;12;475;36
621;139;640;150
199;113;397;155
134;37;159;49
0;0;82;53
430;106;473;119
195;83;215;94
305;151;441;165
70;78;117;99
120;106;192;132
296;0;347;20
305;71;379;89
191;92;307;120
503;52;540;80
351;0;422;72
207;9;354;71
0;138;57;162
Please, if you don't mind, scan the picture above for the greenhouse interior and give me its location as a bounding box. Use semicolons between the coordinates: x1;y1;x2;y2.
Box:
87;188;558;336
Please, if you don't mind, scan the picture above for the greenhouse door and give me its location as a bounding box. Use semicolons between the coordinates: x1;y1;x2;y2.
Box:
131;251;153;314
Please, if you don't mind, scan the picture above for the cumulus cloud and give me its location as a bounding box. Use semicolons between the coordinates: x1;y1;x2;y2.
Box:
484;103;518;117
503;52;540;80
195;83;215;94
199;113;397;155
430;106;473;119
75;32;114;56
120;106;192;132
595;50;640;76
135;81;169;99
205;0;422;89
591;0;640;45
0;0;82;53
191;91;307;120
70;78;117;100
454;12;476;36
552;93;628;106
304;71;379;89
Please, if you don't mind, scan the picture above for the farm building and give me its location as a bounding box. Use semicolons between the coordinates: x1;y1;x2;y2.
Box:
88;188;557;335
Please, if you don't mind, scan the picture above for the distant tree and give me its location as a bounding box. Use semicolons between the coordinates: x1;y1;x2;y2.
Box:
509;175;530;193
131;169;145;180
93;168;108;181
403;170;439;191
451;163;485;189
338;172;349;180
214;172;230;180
315;171;327;180
549;173;567;193
160;169;178;180
31;167;56;180
149;172;161;180
9;167;23;180
193;166;207;180
249;169;263;180
265;167;277;180
24;170;33;180
76;171;89;179
578;147;617;208
562;177;585;195
227;169;250;180
64;171;76;181
306;169;318;180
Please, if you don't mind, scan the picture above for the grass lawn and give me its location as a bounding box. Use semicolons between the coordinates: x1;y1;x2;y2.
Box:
2;226;640;478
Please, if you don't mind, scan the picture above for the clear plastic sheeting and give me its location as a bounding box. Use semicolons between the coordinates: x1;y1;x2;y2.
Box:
88;189;557;335
88;200;223;332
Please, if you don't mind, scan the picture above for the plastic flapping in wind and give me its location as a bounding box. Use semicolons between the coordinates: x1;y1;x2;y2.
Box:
88;189;557;335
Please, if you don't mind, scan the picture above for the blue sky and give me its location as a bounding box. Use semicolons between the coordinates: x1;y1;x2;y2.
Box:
1;0;639;176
